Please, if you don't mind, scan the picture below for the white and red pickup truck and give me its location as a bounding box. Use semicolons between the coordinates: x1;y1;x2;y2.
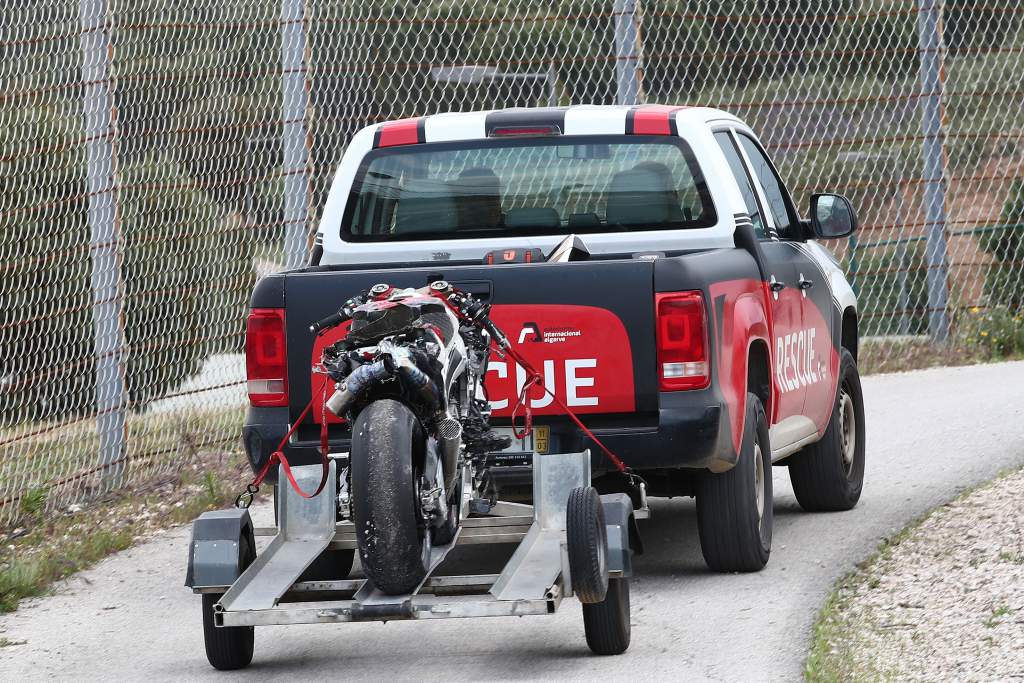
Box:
243;105;865;572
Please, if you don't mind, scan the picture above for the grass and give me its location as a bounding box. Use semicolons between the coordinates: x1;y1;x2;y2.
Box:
804;467;1021;681
983;604;1012;628
804;513;931;682
0;451;248;614
0;405;244;525
859;337;1024;376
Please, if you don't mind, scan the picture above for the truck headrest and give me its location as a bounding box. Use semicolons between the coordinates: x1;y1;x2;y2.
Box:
395;179;459;234
606;164;684;227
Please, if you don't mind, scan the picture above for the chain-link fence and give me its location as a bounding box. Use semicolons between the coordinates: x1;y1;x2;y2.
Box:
2;0;1023;524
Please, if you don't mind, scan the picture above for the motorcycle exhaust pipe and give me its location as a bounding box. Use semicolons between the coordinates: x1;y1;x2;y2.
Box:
436;417;462;485
325;360;392;416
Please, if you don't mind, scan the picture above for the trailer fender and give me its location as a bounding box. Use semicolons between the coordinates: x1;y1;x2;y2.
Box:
185;508;255;589
599;493;642;577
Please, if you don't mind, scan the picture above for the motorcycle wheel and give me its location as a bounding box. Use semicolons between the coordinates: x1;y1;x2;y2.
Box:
351;399;431;595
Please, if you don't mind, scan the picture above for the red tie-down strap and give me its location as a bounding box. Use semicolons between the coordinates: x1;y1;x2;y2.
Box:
245;372;332;501
504;342;629;474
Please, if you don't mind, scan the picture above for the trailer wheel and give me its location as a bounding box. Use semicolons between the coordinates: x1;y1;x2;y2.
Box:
583;577;631;655
351;399;430;595
202;534;255;670
567;486;609;604
696;392;772;572
788;348;866;511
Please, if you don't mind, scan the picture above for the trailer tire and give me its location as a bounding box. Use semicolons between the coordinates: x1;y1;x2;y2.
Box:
567;486;609;604
202;534;255;671
788;348;865;511
351;399;430;595
696;392;772;572
583;577;631;655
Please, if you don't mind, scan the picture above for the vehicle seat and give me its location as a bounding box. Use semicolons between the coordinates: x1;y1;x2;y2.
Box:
450;167;503;231
505;207;561;229
394;179;459;235
605;162;684;227
568;212;601;229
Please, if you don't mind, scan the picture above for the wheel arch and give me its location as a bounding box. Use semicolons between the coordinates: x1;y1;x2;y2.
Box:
726;293;771;453
841;307;858;361
746;338;771;421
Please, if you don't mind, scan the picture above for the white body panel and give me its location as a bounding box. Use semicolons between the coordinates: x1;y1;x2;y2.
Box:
316;106;748;266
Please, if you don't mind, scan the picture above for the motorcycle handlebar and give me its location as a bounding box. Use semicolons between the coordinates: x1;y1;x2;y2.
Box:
309;310;348;335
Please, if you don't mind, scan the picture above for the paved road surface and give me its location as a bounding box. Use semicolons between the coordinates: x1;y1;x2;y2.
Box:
3;362;1024;681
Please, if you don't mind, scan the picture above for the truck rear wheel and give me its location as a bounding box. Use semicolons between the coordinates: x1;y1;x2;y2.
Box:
696;392;772;572
351;399;430;595
788;348;865;511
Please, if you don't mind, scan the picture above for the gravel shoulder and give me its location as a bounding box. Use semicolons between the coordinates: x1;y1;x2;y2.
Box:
808;465;1024;681
2;361;1024;681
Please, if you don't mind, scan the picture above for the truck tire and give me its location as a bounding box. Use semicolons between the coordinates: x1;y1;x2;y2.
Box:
583;577;631;655
351;399;430;595
202;533;256;670
567;486;609;604
788;348;865;512
696;392;772;572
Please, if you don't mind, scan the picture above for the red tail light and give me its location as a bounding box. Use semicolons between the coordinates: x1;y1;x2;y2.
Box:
246;308;288;406
656;292;709;391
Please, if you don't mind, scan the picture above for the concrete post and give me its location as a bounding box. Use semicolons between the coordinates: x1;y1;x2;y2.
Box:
613;0;643;105
79;0;126;487
916;0;951;341
281;0;312;269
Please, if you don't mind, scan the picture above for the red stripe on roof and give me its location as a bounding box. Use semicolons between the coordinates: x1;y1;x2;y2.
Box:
630;105;686;135
376;117;424;147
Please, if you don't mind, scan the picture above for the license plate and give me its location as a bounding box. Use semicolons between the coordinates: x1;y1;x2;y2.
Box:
495;425;550;454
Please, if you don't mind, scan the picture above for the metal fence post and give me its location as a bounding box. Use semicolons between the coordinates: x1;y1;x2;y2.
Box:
894;181;912;335
281;0;312;269
79;0;126;488
916;0;951;342
613;0;643;105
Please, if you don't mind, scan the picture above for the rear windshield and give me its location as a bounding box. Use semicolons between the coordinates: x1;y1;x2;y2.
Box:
342;135;716;242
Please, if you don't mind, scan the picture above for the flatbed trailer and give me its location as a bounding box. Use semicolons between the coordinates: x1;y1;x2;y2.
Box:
186;450;645;669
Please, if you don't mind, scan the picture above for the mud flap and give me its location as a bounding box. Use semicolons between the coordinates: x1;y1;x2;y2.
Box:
185;508;254;589
599;493;642;577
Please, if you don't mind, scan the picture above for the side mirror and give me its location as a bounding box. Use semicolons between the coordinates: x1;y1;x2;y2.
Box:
809;194;857;239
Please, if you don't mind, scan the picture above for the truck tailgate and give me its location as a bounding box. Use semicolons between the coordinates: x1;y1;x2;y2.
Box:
282;260;657;424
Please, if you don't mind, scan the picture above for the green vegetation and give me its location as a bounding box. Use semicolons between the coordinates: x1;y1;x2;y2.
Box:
979;181;1024;313
0;406;244;523
849;245;929;337
0;452;246;614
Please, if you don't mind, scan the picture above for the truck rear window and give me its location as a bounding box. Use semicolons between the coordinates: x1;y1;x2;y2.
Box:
342;135;716;242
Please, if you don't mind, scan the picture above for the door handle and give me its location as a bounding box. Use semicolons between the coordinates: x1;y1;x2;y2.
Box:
769;275;786;292
798;276;814;290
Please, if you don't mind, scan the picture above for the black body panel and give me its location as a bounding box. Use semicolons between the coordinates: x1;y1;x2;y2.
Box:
283;259;658;422
242;248;764;481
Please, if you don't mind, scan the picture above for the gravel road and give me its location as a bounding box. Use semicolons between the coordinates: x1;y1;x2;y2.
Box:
3;361;1024;682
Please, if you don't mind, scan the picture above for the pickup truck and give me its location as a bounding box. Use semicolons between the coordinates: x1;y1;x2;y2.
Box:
243;104;865;573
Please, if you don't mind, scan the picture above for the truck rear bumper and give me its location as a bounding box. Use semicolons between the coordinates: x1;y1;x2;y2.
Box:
566;389;737;475
243;389;739;483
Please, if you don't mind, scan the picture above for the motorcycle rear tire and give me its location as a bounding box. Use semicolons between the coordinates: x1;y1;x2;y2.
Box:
351;399;430;595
